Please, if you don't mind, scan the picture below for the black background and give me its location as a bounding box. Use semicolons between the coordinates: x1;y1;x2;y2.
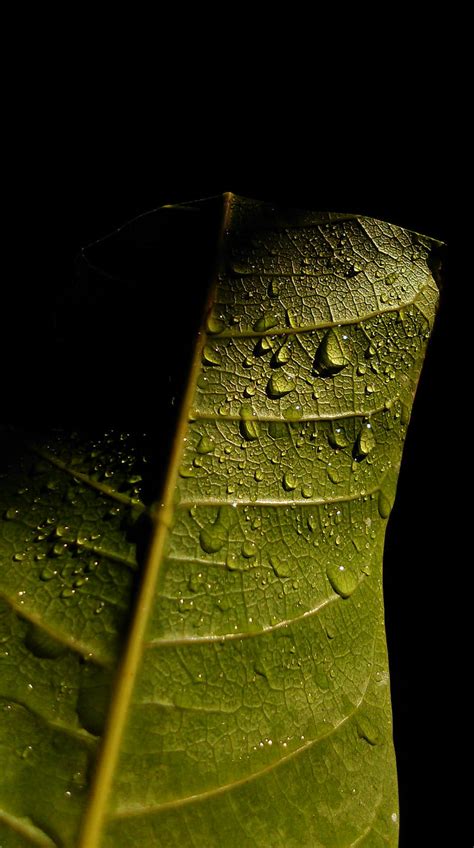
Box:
7;74;458;846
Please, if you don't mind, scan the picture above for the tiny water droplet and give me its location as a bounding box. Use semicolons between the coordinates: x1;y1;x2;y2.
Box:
301;483;313;498
254;469;263;482
328;427;348;449
179;464;195;478
244;383;256;398
283;405;302;421
60;587;75;598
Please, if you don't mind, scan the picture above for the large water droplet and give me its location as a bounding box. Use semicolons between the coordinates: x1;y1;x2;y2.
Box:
378;491;392;519
273;344;291;366
24;623;66;659
196;435;214;455
282;472;297;491
326;563;358;598
328;427;348;449
241;540;257;558
239;405;260;441
314;329;348;376
255;337;273;355
270;555;291;578
202;345;222;366
199;508;229;554
355;424;376;459
253;314;279;332
267;374;296;398
356;714;379;745
206;314;225;335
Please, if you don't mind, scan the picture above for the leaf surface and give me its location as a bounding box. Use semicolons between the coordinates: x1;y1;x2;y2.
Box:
0;195;441;847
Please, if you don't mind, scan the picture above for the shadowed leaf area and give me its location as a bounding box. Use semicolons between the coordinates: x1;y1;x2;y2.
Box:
0;195;441;847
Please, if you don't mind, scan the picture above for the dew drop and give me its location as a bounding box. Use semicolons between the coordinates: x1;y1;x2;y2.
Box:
378;491;392;519
24;623;66;659
314;329;348;375
179;464;195;478
199;509;228;554
301;483;313;498
253;314;278;332
255;337;273;355
268;279;280;298
239;405;259;442
328;427;348;449
254;469;263;482
326;563;358;598
355;424;376;459
206;315;225;335
273;344;291;366
267;374;296;399
282;472;297;491
5;507;19;520
270;555;291;578
283;405;302;421
327;465;341;484
202;345;222;366
241;540;257;558
196;435;214;455
356;714;379;745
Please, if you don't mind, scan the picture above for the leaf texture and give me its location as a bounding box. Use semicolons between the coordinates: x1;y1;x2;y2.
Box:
0;195;441;847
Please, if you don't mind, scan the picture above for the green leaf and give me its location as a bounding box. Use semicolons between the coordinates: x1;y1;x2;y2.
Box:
0;195;441;847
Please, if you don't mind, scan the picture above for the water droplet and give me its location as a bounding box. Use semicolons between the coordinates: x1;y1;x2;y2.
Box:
254;469;263;482
356;714;379;745
268;279;280;298
24;623;66;659
356;364;366;376
60;587;75;598
5;507;19;520
267;374;296;399
255;337;272;355
328;427;348;449
366;344;376;358
286;309;298;328
355;425;376;459
52;542;68;557
199;508;228;554
273;344;291;366
179;464;195;478
270;555;291;578
13;552;26;562
202;345;222;366
314;329;348;375
282;472;297;491
327;465;341;484
365;384;375;395
378;491;392;519
326;563;358;598
253;314;278;332
226;552;240;570
239;405;259;441
241;540;257;558
283;405;302;421
400;402;410;426
196;435;214;455
206;315;225;334
301;483;313;498
243;383;256;398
